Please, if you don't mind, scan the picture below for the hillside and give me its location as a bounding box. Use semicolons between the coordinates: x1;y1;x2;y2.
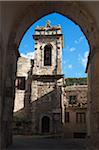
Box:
64;77;87;86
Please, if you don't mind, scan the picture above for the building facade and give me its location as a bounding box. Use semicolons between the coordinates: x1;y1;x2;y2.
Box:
14;22;88;137
63;85;87;138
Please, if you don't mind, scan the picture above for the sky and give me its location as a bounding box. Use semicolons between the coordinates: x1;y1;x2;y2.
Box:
19;13;90;78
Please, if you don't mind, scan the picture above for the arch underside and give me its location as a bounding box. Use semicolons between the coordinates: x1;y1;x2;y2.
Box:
9;1;99;52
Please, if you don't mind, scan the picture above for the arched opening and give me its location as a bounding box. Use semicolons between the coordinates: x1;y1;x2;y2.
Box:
18;12;89;78
44;44;52;66
13;11;89;145
12;12;89;142
41;116;50;133
3;2;99;149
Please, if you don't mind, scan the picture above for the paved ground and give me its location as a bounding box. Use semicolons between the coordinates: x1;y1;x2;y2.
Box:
8;135;88;150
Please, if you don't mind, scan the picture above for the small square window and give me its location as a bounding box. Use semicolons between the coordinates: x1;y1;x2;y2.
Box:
69;95;77;104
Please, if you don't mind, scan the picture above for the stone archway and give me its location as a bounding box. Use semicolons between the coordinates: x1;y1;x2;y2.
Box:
2;1;99;149
8;2;99;50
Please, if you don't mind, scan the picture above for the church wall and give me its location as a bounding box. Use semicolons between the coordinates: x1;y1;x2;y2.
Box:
30;22;64;134
31;79;63;134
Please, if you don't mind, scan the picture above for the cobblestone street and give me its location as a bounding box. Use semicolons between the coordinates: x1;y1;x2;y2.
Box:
8;135;88;150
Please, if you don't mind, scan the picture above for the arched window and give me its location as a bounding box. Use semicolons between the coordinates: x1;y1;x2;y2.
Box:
44;44;52;66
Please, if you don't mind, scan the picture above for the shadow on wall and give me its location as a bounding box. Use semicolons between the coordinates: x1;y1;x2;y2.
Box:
13;66;63;135
13;88;62;135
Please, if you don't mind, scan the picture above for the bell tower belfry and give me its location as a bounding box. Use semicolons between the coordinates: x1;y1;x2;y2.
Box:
33;21;63;75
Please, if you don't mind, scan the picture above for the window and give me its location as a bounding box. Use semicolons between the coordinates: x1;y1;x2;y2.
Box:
16;77;25;90
76;112;86;123
44;44;52;66
65;112;69;123
69;95;77;104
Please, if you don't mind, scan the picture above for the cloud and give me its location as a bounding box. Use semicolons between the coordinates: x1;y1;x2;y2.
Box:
68;64;72;69
75;36;84;44
78;51;89;68
69;47;76;52
63;46;76;52
21;51;35;59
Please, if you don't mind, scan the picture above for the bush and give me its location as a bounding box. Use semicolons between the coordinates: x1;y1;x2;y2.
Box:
64;77;87;86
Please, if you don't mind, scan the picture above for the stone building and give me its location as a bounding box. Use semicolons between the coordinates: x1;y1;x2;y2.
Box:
63;85;87;138
14;22;88;137
14;57;31;114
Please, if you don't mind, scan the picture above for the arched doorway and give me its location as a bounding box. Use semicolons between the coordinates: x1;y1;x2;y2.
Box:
42;116;50;133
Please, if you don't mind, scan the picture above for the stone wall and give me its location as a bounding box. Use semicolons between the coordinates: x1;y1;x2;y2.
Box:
63;85;88;138
31;78;63;134
64;85;87;108
33;23;63;75
87;50;99;149
0;42;19;148
14;57;31;113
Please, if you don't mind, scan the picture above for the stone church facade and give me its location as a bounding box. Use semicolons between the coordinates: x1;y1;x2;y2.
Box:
14;22;87;137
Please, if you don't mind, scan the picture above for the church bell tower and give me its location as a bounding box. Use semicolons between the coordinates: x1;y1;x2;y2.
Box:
31;21;64;134
33;20;63;75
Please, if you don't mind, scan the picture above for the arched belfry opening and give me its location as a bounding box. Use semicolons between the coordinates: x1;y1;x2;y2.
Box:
41;116;50;133
44;44;52;66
